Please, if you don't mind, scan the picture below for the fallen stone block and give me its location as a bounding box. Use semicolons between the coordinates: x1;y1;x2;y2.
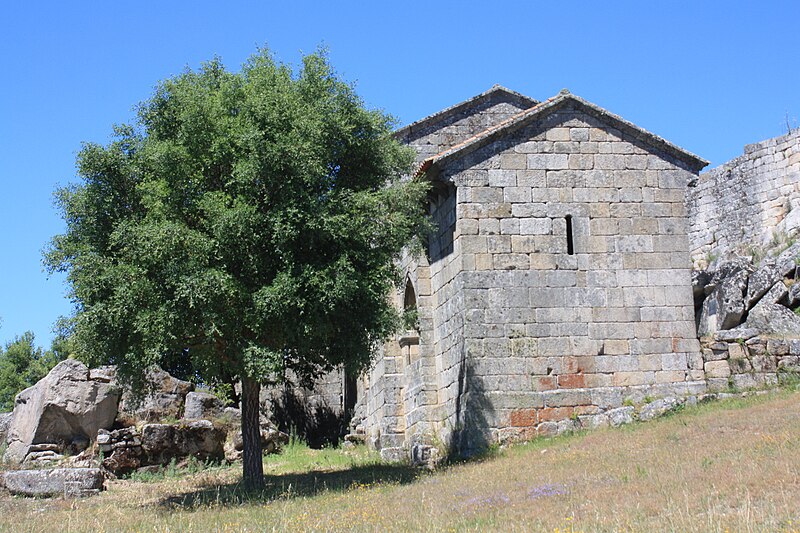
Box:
714;328;759;342
743;301;800;335
698;267;749;335
639;397;682;421
745;263;782;308
607;406;634;427
3;468;104;497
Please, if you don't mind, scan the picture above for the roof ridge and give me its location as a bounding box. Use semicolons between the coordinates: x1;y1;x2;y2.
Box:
416;95;558;175
395;85;538;139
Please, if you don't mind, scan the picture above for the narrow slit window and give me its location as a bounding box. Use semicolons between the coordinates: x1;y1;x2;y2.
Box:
565;215;574;255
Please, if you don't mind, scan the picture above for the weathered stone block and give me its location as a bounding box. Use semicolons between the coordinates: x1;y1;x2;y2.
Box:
4;468;104;497
704;360;731;378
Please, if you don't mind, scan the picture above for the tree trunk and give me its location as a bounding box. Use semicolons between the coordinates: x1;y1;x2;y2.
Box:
241;376;264;490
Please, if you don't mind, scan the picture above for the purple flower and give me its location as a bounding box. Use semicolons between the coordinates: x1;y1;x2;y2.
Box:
527;483;568;500
462;493;511;510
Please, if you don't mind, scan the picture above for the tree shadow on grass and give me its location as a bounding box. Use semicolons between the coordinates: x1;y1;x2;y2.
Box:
157;462;421;509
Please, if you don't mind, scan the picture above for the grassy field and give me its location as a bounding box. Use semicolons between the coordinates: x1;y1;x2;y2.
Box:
2;391;799;532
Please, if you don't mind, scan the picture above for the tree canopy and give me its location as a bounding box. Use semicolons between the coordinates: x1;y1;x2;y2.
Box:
45;48;429;487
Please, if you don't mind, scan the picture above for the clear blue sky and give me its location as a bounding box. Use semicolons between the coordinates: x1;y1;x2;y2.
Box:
1;1;798;350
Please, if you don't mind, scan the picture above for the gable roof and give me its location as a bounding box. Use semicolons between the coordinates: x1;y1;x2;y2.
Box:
394;85;539;140
417;89;709;175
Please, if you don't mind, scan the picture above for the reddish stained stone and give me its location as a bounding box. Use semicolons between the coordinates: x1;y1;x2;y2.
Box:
510;408;538;427
558;373;586;388
534;376;557;391
538;406;574;422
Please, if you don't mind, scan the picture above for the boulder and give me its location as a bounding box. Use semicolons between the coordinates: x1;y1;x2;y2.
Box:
745;263;783;308
183;391;225;420
118;366;193;422
743;300;800;336
698;267;749;335
0;412;12;443
3;360;120;465
4;468;104;497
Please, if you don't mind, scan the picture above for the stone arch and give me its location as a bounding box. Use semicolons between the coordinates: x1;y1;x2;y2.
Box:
400;276;420;365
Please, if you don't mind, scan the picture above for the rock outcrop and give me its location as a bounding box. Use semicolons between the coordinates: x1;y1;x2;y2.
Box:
118;366;193;422
183;391;225;420
694;244;800;338
3;359;120;464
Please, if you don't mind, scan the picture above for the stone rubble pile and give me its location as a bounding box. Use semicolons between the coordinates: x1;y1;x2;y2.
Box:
98;420;225;476
0;360;289;496
695;242;800;337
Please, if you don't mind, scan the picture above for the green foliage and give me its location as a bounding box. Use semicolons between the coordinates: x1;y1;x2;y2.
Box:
45;47;429;390
401;307;419;332
777;367;800;390
44;47;429;486
0;332;67;411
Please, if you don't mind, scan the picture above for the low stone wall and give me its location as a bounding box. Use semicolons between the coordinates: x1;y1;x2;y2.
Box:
687;130;800;266
700;334;800;391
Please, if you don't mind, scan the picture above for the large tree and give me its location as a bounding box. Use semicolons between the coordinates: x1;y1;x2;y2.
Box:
45;49;428;489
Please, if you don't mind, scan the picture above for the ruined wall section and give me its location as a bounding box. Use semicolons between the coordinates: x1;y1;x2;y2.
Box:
395;93;534;165
437;105;703;450
688;130;800;266
700;334;800;391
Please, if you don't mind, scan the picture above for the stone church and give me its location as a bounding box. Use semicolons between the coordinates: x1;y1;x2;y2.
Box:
344;85;710;461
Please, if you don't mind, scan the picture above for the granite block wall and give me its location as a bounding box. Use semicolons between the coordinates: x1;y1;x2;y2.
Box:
687;130;800;265
432;106;702;449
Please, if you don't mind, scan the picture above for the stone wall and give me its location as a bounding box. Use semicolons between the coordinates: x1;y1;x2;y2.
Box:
355;95;532;458
687;130;800;266
435;105;703;450
353;91;715;460
700;334;800;391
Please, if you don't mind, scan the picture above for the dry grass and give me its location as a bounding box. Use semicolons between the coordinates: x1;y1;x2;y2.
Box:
2;391;800;532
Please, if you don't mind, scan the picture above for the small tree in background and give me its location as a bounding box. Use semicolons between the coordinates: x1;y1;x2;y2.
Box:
0;332;66;411
45;48;428;489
